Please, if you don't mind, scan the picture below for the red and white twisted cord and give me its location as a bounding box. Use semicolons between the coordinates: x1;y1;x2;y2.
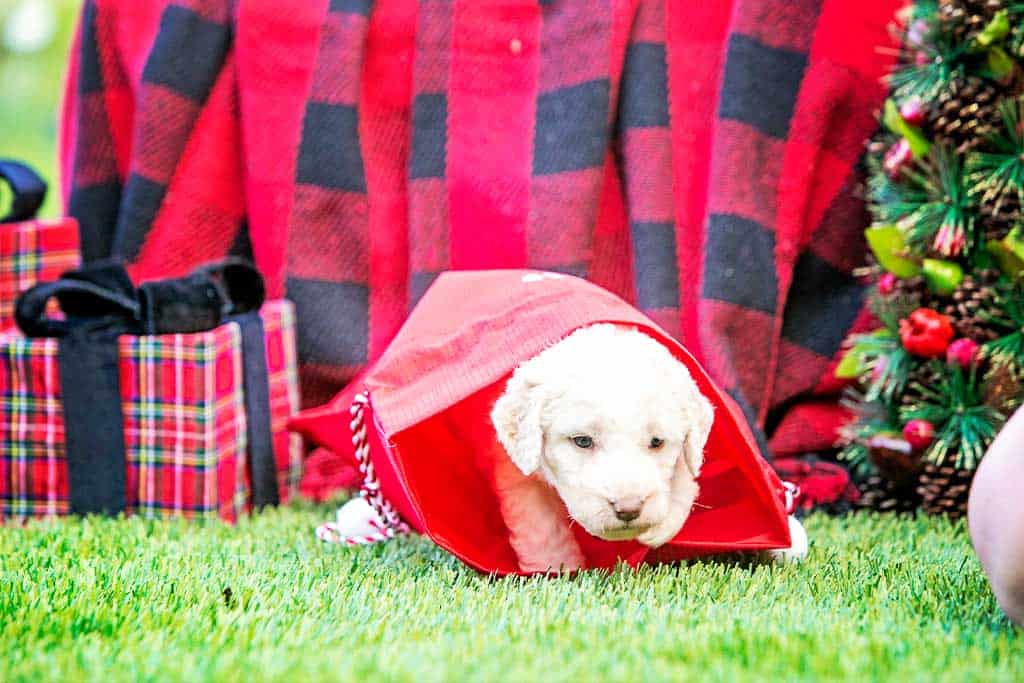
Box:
783;481;800;515
315;392;410;546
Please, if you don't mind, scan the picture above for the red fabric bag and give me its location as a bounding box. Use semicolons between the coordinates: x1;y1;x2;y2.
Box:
291;270;792;575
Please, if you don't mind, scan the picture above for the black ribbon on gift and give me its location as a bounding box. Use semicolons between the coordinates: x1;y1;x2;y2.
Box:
0;159;48;223
15;258;280;515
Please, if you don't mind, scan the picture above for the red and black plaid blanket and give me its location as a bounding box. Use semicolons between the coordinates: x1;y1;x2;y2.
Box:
60;0;901;457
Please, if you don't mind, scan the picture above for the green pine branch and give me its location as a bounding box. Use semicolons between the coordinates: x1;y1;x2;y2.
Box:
967;97;1024;210
986;331;1024;368
867;150;933;224
844;330;916;403
890;60;960;103
900;362;1006;469
980;281;1024;368
896;149;977;258
889;12;964;101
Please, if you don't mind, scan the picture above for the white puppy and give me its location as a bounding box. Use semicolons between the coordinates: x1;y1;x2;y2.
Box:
491;324;714;571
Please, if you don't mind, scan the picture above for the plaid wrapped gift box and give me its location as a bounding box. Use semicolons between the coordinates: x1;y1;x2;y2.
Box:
0;300;301;522
0;221;81;331
0;160;81;332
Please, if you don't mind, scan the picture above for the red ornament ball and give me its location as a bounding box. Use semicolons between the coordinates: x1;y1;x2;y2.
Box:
903;419;936;452
899;98;926;126
878;272;898;295
946;337;979;368
899;308;955;358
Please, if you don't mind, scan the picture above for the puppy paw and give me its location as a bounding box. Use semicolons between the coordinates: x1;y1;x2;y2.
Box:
765;516;808;563
637;518;684;548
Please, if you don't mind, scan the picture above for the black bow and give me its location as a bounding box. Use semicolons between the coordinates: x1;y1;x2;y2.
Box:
15;259;279;515
0;159;47;223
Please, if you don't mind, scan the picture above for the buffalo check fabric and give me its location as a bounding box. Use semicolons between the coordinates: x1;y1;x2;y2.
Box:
60;0;902;457
0;301;301;521
0;219;80;332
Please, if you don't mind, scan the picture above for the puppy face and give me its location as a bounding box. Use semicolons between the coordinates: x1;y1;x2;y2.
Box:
491;324;713;543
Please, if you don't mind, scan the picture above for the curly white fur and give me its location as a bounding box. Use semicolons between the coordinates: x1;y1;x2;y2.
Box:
491;324;714;572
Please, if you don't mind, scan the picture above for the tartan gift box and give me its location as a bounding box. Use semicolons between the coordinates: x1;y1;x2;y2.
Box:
0;160;81;331
0;262;302;522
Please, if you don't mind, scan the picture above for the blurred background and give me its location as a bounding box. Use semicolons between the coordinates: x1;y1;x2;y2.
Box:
1;0;80;217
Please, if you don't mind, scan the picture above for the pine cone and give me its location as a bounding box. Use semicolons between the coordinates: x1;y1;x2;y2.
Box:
881;275;928;322
984;362;1024;411
917;454;975;519
901;362;944;407
938;0;1007;44
890;275;930;304
911;269;1004;342
979;191;1023;242
858;474;922;514
947;269;1004;341
927;75;1002;153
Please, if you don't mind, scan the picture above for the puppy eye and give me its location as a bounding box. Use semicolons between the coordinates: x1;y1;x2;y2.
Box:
649;437;665;450
571;435;594;449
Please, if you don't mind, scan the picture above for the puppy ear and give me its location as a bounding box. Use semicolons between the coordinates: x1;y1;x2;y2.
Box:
682;393;714;478
491;366;546;476
669;361;714;479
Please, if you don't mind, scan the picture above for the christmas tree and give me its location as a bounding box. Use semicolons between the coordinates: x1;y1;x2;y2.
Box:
839;0;1024;518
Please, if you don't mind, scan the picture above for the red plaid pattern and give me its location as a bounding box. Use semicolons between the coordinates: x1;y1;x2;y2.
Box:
61;0;902;456
0;218;80;332
264;301;303;502
0;300;300;522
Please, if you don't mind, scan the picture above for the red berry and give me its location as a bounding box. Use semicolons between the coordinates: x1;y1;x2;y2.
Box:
884;139;913;179
914;51;930;66
903;419;935;452
899;98;926;126
899;308;955;358
878;273;898;295
946;338;979;368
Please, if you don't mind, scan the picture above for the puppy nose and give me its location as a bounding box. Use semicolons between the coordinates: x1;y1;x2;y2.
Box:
611;497;644;522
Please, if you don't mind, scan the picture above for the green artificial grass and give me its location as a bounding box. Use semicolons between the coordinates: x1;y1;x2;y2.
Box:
0;504;1020;682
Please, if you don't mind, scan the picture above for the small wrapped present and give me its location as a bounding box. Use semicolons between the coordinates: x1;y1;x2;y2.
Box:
0;260;301;522
0;160;81;331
